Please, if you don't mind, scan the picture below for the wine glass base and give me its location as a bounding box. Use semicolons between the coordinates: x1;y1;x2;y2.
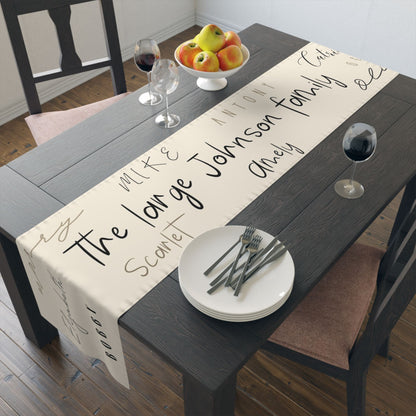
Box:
138;91;162;106
197;77;227;91
155;113;180;129
334;179;364;199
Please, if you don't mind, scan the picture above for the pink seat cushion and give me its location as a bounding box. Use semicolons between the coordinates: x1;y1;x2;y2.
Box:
268;243;385;369
25;93;129;145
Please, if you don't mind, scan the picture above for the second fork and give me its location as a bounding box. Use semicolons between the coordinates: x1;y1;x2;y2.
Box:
224;225;255;286
233;235;262;296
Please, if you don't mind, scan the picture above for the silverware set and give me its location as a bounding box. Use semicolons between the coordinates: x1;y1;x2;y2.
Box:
204;226;287;296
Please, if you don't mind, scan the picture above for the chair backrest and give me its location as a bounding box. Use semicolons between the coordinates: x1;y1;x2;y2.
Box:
1;0;127;114
351;183;416;367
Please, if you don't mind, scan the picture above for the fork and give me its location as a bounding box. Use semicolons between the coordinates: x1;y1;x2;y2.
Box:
207;236;281;295
224;226;255;286
233;235;262;296
207;250;256;294
203;225;255;276
231;243;287;289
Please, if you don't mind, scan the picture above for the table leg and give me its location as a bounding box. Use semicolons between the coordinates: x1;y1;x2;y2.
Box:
183;373;237;416
0;234;58;347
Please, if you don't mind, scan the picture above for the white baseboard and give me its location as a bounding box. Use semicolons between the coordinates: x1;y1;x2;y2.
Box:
195;12;244;33
0;13;196;126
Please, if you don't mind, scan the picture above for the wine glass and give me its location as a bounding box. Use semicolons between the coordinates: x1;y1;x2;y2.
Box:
151;59;180;128
334;123;377;199
133;39;162;105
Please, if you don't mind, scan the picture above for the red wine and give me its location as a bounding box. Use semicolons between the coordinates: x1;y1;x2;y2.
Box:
344;136;375;161
135;53;156;72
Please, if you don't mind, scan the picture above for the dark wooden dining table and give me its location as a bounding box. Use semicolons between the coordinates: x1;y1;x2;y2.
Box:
1;23;415;415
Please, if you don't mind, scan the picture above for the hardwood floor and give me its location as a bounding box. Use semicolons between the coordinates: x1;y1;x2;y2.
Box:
1;26;415;416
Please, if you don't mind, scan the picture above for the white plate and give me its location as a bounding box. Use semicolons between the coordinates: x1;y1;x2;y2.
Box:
178;226;295;321
181;285;291;322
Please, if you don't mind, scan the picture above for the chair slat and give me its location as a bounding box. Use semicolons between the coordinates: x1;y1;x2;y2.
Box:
375;247;416;322
1;0;127;115
388;174;416;246
33;58;112;83
99;0;126;94
352;196;416;365
13;0;91;15
48;5;82;72
1;0;41;113
377;199;416;286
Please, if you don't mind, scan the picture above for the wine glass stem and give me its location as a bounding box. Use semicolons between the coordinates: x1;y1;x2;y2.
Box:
349;161;357;187
147;72;152;98
164;95;170;124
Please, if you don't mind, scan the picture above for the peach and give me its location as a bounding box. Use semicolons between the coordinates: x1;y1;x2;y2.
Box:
178;40;202;68
224;31;242;48
216;45;243;71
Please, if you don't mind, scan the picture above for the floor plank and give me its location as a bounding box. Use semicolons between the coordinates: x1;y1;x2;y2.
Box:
0;396;19;416
19;365;92;416
245;352;347;416
0;360;54;416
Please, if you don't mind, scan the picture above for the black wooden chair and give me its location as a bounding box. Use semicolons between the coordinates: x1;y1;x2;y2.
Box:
263;180;416;416
1;0;128;145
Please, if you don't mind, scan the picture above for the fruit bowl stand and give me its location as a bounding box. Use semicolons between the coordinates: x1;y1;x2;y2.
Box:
174;44;250;91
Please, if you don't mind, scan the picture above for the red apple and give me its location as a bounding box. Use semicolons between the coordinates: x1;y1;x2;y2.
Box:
178;40;202;68
216;45;243;71
193;51;220;72
224;31;242;48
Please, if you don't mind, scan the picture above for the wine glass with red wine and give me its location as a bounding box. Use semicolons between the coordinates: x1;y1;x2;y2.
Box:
334;123;377;199
134;39;162;105
151;59;180;128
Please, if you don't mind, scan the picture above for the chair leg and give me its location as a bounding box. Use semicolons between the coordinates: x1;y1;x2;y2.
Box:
377;336;390;358
347;370;367;416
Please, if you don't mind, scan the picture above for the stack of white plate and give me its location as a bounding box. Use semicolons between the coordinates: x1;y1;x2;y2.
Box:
178;226;295;322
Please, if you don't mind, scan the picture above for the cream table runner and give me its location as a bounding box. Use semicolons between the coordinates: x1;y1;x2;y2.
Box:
16;42;398;388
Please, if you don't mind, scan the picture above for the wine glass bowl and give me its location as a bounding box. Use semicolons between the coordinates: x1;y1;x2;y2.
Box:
334;123;377;199
152;59;180;129
174;44;250;91
134;39;162;105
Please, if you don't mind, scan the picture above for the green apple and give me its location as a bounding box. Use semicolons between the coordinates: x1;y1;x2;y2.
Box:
197;24;226;52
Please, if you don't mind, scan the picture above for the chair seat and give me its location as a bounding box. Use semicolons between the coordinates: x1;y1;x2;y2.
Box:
25;93;129;145
268;243;385;369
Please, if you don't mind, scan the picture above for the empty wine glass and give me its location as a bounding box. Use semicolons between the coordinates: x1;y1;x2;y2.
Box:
334;123;377;199
151;59;180;128
133;39;162;105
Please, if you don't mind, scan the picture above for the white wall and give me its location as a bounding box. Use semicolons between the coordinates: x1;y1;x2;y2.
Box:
196;0;416;80
0;0;195;125
1;0;415;126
